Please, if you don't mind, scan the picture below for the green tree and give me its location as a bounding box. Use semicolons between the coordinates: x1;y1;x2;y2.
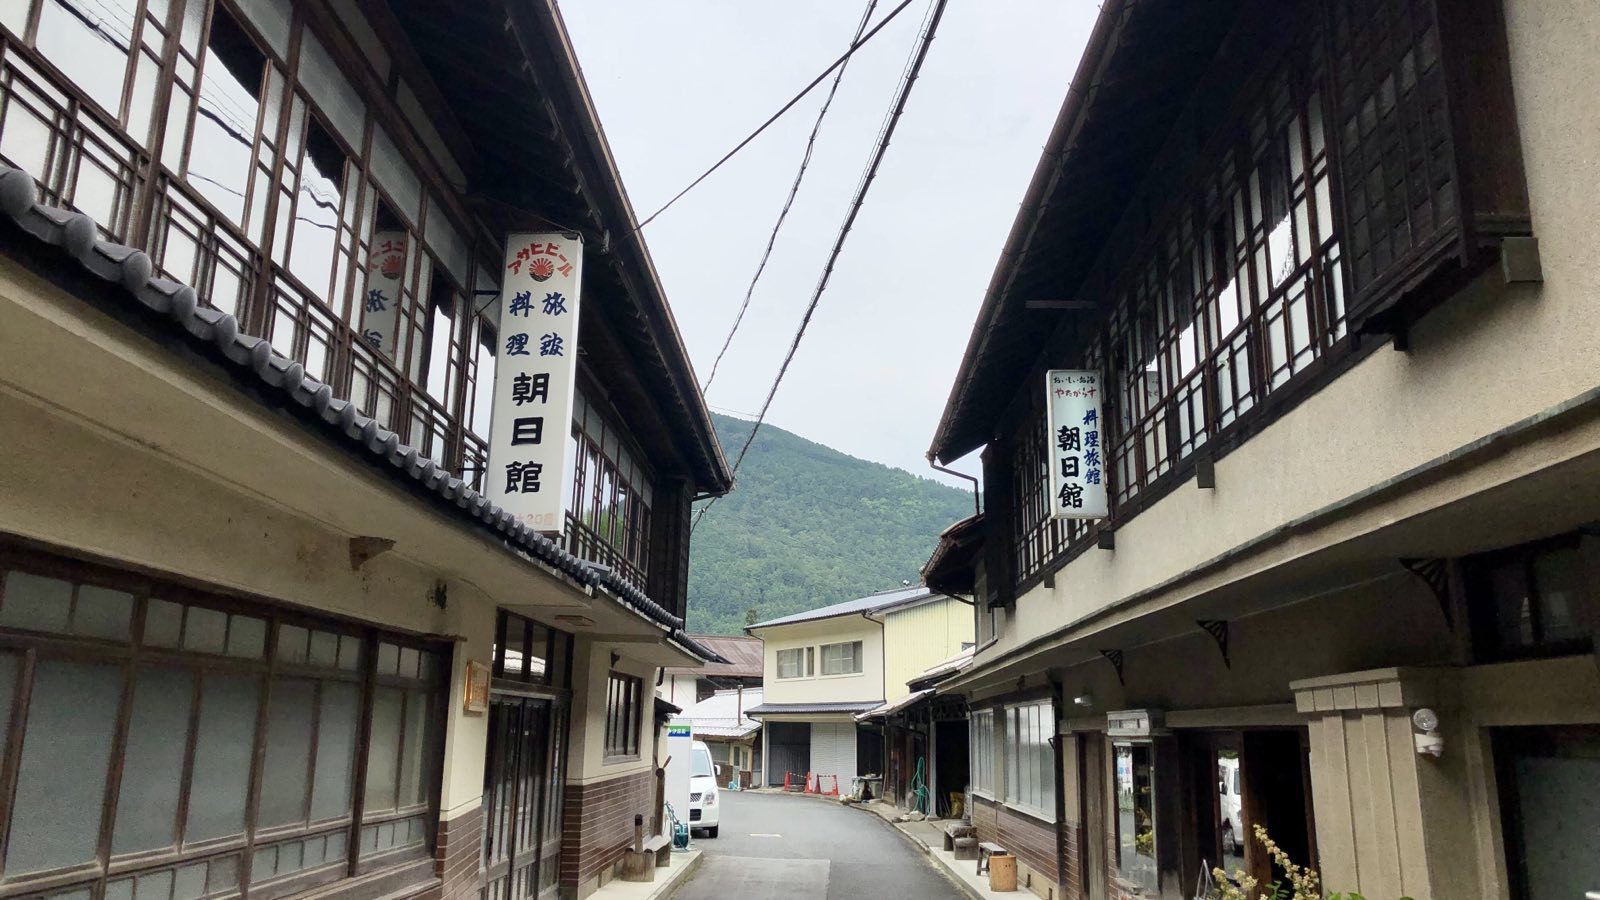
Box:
685;414;975;634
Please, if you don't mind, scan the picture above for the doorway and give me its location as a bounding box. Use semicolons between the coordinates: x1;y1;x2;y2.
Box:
482;693;569;900
1495;725;1600;900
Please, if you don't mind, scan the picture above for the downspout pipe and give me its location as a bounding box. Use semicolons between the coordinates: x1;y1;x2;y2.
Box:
928;454;980;518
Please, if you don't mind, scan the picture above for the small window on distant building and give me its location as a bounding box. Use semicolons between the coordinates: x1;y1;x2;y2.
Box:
776;648;805;679
819;641;863;676
1466;536;1596;661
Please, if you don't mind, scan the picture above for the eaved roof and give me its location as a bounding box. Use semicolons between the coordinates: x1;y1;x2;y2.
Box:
928;0;1242;464
908;646;974;691
663;634;763;679
856;689;934;722
676;687;763;739
0;164;725;666
746;585;940;631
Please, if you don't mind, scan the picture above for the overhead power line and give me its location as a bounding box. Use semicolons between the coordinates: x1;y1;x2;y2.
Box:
695;0;951;531
701;0;880;393
634;0;918;232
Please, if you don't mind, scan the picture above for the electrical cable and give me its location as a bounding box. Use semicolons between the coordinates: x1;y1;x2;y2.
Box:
701;0;879;393
634;0;917;232
694;0;950;531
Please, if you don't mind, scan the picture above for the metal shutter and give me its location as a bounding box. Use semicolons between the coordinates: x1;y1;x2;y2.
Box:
809;722;858;792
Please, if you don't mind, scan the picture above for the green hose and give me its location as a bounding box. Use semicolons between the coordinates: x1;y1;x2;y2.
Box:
910;757;929;814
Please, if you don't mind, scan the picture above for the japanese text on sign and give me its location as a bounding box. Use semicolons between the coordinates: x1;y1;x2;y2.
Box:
1046;370;1108;519
484;233;584;533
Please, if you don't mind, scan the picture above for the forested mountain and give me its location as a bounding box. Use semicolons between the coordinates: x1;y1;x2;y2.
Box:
686;413;975;635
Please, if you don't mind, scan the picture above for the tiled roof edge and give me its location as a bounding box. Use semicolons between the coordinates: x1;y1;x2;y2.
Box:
0;164;716;656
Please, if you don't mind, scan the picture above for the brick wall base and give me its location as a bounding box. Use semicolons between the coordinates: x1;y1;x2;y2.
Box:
560;769;657;894
972;795;1067;900
437;804;484;900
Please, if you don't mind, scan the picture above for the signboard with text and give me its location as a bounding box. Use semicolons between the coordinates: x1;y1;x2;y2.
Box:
358;231;407;359
484;232;584;532
1046;369;1108;519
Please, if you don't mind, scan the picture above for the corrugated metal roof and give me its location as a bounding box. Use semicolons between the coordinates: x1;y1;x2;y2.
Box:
744;700;884;717
674;687;763;738
856;689;934;721
663;635;763;678
746;585;938;631
0;163;726;666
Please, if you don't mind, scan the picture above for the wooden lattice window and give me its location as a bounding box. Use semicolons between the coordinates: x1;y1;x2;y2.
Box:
1325;0;1530;332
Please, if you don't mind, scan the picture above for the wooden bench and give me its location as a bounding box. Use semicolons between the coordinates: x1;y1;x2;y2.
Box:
976;841;1007;876
641;833;672;868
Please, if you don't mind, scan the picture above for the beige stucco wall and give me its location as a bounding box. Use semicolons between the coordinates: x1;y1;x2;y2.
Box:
882;595;974;700
983;0;1600;672
568;637;662;784
755;615;886;704
0;384;500;816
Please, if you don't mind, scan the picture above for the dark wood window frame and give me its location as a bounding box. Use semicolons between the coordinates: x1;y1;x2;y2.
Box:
490;609;573;689
0;545;449;900
1007;28;1348;586
1001;0;1529;594
0;0;500;490
602;671;642;761
566;383;655;592
1464;534;1596;663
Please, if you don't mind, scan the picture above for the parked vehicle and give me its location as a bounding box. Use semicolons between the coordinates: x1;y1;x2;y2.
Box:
1218;757;1242;854
690;740;720;837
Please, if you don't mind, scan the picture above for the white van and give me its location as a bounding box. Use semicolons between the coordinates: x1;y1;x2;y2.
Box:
689;740;720;837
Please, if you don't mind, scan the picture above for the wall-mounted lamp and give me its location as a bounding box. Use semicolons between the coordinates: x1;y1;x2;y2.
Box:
1412;708;1442;758
1073;694;1094;710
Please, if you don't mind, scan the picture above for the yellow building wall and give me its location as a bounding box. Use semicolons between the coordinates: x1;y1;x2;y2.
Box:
883;596;974;701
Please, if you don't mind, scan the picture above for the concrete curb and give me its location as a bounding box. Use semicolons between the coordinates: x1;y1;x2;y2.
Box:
651;848;704;900
840;802;986;900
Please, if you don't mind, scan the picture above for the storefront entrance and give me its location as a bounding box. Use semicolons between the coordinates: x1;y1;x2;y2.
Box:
481;611;574;900
481;694;568;900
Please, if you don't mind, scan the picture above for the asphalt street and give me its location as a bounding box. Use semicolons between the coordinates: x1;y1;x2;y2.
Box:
669;791;968;900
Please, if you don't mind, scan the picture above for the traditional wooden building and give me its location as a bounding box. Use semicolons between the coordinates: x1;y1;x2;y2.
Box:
0;2;730;900
926;0;1600;898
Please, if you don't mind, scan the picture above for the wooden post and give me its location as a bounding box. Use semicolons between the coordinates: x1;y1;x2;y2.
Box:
619;814;654;882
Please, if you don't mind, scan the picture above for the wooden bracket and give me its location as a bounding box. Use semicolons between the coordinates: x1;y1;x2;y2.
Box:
1197;619;1230;668
349;536;396;571
1097;528;1115;551
1400;557;1453;629
1195;454;1216;490
1099;649;1125;686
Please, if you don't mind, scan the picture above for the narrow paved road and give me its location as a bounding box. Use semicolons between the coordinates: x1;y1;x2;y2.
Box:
670;791;967;900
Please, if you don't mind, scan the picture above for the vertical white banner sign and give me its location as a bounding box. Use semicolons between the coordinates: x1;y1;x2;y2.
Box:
485;233;584;532
358;232;406;359
1046;369;1108;519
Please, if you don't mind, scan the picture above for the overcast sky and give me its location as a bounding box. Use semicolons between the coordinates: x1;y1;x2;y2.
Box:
559;2;1096;484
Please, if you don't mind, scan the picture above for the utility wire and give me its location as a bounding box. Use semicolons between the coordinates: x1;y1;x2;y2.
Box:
701;0;879;393
634;0;917;232
695;0;950;531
